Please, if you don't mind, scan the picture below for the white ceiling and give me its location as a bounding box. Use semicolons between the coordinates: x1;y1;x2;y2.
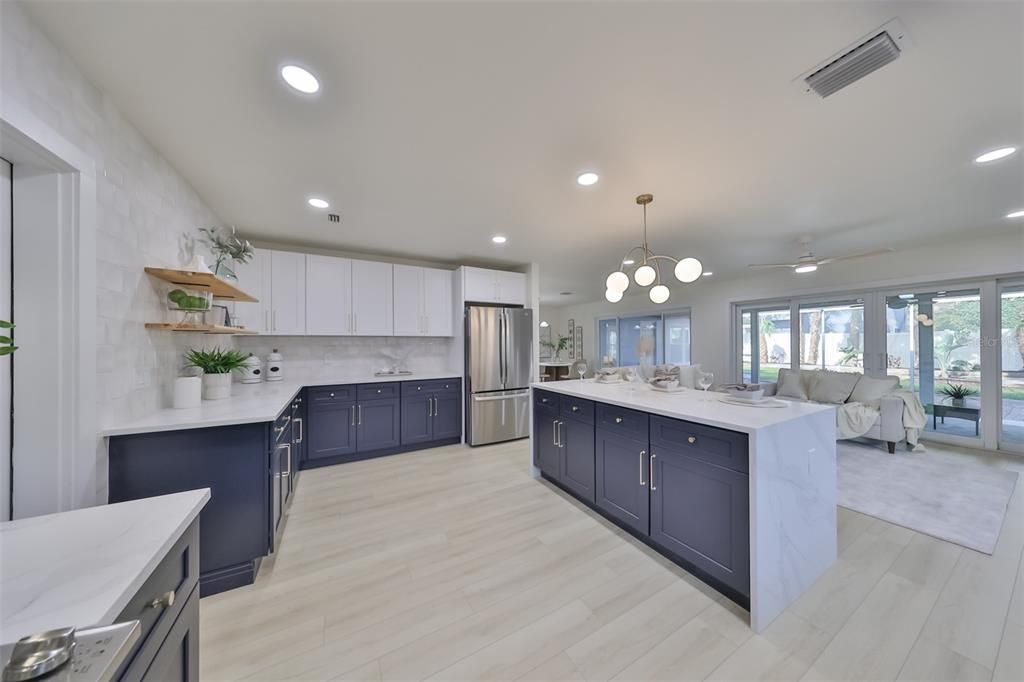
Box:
23;1;1024;305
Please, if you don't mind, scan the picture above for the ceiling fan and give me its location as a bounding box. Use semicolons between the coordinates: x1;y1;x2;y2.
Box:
748;238;893;274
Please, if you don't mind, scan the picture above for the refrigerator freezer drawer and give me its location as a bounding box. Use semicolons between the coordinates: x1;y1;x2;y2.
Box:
469;390;529;445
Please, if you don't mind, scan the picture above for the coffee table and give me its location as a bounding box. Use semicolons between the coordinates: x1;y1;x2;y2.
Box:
932;404;981;436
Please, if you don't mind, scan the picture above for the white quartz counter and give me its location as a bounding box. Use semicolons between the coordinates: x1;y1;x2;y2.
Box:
531;380;835;433
101;371;462;437
0;489;210;644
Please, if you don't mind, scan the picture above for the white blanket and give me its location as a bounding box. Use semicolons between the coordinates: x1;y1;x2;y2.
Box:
836;390;928;451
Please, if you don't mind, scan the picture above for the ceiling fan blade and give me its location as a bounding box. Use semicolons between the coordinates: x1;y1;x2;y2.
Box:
747;263;797;269
817;248;894;265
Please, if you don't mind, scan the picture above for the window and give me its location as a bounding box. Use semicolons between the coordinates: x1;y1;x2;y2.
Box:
738;306;790;384
598;309;690;367
799;300;865;373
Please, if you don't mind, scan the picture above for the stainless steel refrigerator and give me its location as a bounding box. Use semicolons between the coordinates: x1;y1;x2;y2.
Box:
465;305;533;445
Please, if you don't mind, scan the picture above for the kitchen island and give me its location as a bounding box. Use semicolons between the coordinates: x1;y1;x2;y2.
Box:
530;380;837;633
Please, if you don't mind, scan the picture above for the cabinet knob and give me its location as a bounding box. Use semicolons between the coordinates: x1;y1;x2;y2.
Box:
330;393;334;398
417;386;422;390
377;388;382;393
148;590;175;610
615;417;623;424
571;406;579;412
688;436;697;444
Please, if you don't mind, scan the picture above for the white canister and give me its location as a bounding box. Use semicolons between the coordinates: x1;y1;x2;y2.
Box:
202;372;233;400
265;348;284;381
173;376;202;409
239;354;263;383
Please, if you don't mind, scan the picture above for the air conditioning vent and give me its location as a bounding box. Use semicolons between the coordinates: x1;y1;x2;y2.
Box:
796;19;912;99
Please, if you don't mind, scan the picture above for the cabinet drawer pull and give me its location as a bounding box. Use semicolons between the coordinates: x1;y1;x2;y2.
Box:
358;404;362;426
350;405;355;427
688;436;696;444
553;419;560;447
615;416;623;424
639;450;646;486
148;590;175;610
294;417;303;443
650;454;657;491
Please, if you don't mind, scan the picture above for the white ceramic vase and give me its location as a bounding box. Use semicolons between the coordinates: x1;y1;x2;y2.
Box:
202;372;232;400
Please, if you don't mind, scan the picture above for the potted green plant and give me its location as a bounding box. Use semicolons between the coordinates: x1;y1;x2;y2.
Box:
541;334;570;361
185;347;249;400
939;383;977;408
0;320;16;356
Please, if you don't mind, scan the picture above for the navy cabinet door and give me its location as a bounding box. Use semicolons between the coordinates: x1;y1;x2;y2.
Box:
140;585;199;682
534;406;560;478
357;399;401;452
432;392;462;441
401;395;433;445
560;417;595;503
595;430;649;535
650;448;750;596
308;402;357;460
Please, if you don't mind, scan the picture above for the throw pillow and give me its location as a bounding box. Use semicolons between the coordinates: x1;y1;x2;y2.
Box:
849;375;900;403
809;370;860;404
776;368;809;400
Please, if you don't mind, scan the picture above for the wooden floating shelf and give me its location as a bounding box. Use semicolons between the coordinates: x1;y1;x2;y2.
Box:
144;267;258;302
145;323;257;335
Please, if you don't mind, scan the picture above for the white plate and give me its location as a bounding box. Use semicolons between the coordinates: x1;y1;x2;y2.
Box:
720;397;790;408
649;383;684;393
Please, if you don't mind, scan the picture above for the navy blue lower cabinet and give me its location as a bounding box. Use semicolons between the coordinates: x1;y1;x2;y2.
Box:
432;392;462;441
307;400;357;461
108;424;269;596
534;405;560;478
138;584;199;682
559;417;595;503
595;429;650;535
357;399;401;451
650;447;750;596
401;394;433;446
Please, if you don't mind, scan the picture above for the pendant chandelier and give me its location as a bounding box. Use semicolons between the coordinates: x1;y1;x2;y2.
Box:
605;194;703;304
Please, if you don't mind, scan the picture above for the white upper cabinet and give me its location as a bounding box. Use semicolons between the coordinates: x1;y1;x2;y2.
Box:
269;250;306;335
351;259;394;336
462;266;526;305
394;265;454;337
232;249;270;332
306;254;353;335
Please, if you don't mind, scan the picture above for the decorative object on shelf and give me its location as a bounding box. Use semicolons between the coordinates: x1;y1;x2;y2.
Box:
198;226;254;281
0;320;16;355
939;383;977;408
185;347;249;400
172;376;202;408
167;287;212;328
182;254;213;273
575;325;583;361
567;319;576;359
541;334;570;362
605;194;703;304
265;348;284;382
239;353;263;383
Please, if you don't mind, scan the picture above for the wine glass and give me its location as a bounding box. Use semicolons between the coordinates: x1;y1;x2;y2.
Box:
623;367;636;393
577;361;588;382
698;371;714;401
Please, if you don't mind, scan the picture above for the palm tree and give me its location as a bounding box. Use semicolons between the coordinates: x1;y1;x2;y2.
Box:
758;316;775;365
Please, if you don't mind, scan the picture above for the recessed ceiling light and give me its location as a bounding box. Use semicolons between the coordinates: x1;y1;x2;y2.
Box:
622;259;635;266
1007;209;1024;219
308;197;329;209
974;146;1017;164
576;172;599;186
702;271;713;277
794;264;818;274
492;235;507;244
281;65;320;94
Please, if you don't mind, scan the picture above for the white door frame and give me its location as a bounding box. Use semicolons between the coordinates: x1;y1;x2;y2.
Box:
0;93;98;517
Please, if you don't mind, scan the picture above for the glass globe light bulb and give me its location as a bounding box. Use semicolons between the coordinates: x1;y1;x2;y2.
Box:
634;264;656;287
674;257;703;283
605;288;623;303
605;271;629;293
649;284;670;304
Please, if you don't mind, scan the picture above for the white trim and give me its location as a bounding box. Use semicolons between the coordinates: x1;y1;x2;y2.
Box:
0;90;98;517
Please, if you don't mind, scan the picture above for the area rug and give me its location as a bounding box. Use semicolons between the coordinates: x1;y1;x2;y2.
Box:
837;441;1018;554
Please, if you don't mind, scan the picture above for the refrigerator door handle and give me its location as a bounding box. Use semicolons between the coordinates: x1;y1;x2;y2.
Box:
499;308;507;388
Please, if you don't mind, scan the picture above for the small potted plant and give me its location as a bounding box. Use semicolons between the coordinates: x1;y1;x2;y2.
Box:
185;347;250;400
939;384;977;408
541;334;570;361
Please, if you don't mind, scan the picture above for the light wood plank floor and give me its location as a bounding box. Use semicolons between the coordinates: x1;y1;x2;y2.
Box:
200;440;1024;681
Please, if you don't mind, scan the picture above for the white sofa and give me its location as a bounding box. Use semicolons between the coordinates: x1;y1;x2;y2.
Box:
764;368;908;453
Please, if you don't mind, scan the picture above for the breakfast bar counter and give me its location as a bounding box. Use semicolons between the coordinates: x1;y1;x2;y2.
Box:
529;380;837;632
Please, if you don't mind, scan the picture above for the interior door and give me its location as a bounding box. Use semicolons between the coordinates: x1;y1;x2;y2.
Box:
270;250;306;334
0;158;10;521
351;260;394;336
393;265;424;336
424;268;453;336
467;306;503;393
305;254;352;335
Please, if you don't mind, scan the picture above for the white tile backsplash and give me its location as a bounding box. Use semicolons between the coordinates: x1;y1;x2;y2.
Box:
235;337;457;380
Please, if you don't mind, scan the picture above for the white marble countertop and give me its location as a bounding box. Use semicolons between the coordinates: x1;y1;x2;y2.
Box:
0;489;210;644
101;371;462;437
531;380;835;434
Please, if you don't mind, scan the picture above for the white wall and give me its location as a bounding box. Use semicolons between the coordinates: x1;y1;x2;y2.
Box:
549;230;1024;382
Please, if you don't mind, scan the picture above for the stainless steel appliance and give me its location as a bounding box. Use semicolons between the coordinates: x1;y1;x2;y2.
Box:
465;306;533;445
1;621;140;682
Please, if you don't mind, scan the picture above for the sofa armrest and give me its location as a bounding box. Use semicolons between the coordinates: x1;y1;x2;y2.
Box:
878;396;906;441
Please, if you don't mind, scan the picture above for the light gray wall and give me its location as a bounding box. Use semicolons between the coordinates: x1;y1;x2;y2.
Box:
547;230;1024;381
2;3;228;427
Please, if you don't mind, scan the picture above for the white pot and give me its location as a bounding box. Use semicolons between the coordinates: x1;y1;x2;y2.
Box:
202;372;232;400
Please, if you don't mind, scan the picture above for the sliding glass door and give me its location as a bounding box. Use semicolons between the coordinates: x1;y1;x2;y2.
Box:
799;299;865;373
740;307;790;384
1000;282;1024;451
598;309;690;368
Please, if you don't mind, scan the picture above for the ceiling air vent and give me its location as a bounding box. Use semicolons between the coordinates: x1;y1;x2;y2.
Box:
798;18;912;98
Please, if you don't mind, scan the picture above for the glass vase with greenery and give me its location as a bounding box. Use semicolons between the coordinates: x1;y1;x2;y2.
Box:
541;334;570;361
199;226;254;281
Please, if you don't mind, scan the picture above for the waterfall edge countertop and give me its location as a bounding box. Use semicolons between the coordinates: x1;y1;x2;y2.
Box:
529;379;836;432
0;489;210;644
100;371;463;437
